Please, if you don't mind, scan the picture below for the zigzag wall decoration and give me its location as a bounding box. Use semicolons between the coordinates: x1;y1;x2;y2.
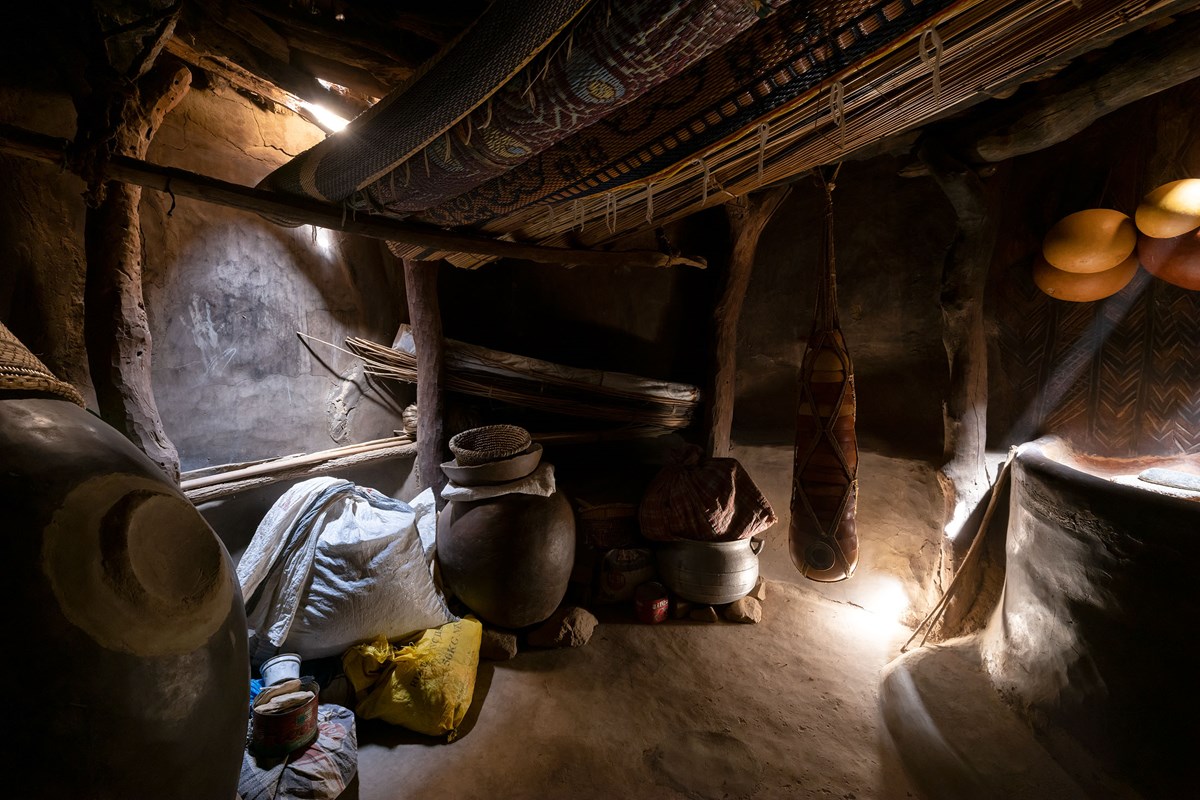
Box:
992;264;1199;458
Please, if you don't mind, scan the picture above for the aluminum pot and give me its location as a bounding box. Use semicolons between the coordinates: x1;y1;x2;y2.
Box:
655;538;764;605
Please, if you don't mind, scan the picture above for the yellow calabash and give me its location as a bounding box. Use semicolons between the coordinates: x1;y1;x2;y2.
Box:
1032;253;1138;302
1042;209;1137;274
1135;179;1200;239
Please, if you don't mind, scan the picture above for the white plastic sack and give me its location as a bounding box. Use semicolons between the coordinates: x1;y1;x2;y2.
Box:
238;478;456;662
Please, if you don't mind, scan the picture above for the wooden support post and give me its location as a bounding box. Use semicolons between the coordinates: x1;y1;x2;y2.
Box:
705;186;791;457
920;144;1006;624
81;62;192;483
404;258;448;508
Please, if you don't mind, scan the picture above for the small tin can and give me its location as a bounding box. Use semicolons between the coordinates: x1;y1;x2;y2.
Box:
634;581;669;624
250;678;320;758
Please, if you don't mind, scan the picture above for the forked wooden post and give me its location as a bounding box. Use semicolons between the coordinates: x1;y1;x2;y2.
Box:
705;186;791;458
404;258;448;508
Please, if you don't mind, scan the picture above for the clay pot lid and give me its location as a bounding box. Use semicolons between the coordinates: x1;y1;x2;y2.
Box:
441;443;543;486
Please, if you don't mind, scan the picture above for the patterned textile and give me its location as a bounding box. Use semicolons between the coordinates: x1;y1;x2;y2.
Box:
348;0;788;216
416;0;959;227
789;184;858;582
238;704;357;800
639;445;776;543
261;0;592;202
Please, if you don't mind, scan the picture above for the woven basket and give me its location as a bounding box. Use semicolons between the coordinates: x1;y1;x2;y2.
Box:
0;321;83;406
449;424;532;466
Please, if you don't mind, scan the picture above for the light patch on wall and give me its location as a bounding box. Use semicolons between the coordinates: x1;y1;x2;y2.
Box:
301;101;350;132
310;225;334;252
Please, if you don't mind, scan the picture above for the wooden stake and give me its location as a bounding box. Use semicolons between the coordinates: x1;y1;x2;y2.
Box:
0;123;705;271
404;258;448;508
705;186;790;458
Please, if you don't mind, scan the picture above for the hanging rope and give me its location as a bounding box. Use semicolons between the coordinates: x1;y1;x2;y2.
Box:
919;27;944;106
645;181;655;223
757;123;770;184
605;191;617;233
829;81;847;150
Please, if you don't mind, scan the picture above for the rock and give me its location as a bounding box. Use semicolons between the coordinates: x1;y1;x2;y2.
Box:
689;605;719;623
724;596;762;624
748;576;767;602
480;628;519;661
671;599;693;620
527;606;598;648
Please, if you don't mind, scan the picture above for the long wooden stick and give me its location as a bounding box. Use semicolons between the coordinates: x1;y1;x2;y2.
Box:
184;438;417;504
181;434;411;491
902;450;1015;652
182;434;415;503
0;123;706;270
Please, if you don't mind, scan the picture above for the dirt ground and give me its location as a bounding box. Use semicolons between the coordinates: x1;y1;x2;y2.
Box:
350;443;943;799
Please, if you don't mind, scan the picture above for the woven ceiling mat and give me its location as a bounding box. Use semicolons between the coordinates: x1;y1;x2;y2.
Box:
260;0;593;203
348;0;789;218
0;321;83;406
396;0;1187;268
408;0;962;230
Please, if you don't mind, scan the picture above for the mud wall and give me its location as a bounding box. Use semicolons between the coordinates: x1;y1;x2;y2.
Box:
0;81;409;481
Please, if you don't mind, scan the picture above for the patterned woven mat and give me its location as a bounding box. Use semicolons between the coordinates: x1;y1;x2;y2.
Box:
414;0;958;228
262;0;592;203
0;321;84;406
347;0;786;217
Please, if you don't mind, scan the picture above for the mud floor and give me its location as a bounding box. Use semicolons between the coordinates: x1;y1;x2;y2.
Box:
352;442;941;799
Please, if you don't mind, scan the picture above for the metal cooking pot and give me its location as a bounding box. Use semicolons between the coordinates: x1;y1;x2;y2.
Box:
655;538;764;605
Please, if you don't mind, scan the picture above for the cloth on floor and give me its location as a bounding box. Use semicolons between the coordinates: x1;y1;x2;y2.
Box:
239;477;456;664
238;704;357;800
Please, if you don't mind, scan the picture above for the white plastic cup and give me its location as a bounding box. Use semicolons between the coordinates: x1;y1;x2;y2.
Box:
260;653;301;686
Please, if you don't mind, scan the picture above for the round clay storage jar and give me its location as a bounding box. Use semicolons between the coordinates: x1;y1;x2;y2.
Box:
655;538;764;605
1;378;248;794
437;490;576;629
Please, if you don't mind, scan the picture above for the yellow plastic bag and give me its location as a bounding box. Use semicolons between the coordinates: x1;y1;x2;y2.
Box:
342;617;482;740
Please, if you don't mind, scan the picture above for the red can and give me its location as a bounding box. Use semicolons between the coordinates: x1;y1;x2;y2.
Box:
634;581;669;624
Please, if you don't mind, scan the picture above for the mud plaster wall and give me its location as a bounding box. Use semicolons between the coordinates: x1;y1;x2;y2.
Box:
987;79;1200;458
0;81;411;491
739;158;956;460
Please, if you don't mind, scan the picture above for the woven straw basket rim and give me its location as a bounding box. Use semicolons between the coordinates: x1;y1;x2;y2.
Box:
449;424;532;466
0;322;83;406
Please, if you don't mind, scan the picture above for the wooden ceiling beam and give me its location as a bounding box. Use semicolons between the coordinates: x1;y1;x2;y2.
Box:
0;123;706;270
970;13;1200;163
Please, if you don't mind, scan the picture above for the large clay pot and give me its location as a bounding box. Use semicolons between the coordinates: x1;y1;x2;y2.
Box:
437;490;575;628
1;392;248;798
656;538;763;605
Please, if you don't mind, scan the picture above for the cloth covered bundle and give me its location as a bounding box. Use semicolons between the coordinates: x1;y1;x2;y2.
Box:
238;478;455;663
639;446;776;542
343;618;483;740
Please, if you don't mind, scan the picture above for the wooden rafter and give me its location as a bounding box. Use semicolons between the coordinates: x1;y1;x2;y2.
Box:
0;123;706;270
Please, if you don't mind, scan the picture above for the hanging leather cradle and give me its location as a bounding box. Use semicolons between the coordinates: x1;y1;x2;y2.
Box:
789;173;859;582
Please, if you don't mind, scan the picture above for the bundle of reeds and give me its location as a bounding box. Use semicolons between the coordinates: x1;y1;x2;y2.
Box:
345;327;700;431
